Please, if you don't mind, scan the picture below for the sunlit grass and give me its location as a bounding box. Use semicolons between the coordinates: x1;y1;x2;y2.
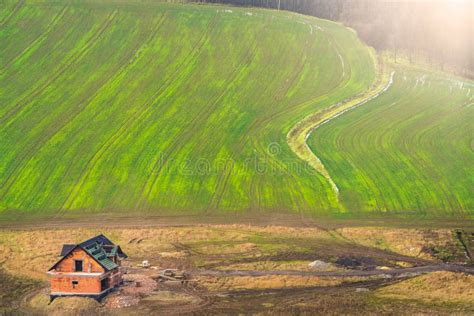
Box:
0;1;374;217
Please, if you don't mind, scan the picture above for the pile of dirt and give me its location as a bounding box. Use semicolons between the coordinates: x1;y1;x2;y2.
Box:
121;273;157;295
335;257;377;269
103;272;157;309
308;260;333;271
104;295;140;309
376;271;474;304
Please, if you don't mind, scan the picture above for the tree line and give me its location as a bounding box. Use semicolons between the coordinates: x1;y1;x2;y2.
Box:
187;0;473;78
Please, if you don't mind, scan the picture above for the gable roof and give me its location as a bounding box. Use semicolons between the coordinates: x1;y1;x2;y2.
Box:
79;234;114;248
49;234;127;272
82;242;118;271
103;244;127;259
60;244;76;257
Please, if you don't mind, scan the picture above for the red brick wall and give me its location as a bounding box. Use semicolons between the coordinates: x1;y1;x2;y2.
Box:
50;275;101;294
49;248;124;294
54;248;104;273
109;268;122;287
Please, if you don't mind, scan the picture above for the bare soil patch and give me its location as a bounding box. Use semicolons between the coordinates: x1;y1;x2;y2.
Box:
1;224;473;314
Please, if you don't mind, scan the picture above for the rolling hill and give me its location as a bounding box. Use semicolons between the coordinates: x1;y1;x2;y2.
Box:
0;0;471;219
308;64;474;216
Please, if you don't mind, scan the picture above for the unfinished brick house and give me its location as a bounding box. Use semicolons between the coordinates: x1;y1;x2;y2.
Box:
48;234;127;300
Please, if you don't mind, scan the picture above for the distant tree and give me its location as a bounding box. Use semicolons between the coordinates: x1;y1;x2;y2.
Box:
192;0;473;77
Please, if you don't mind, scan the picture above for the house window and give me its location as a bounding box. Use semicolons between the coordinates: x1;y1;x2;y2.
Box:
74;260;83;272
72;280;79;288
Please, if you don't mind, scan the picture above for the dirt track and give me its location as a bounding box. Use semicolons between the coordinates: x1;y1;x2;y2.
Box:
1;213;474;230
1;219;472;314
193;263;474;278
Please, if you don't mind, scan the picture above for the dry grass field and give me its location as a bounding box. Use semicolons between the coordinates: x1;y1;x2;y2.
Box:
0;224;473;314
1;1;473;313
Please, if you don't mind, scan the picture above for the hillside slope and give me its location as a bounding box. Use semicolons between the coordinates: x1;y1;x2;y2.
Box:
309;63;474;216
0;1;375;217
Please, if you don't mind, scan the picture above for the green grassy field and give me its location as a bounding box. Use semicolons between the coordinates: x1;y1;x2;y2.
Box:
0;1;471;219
309;63;474;216
0;0;376;217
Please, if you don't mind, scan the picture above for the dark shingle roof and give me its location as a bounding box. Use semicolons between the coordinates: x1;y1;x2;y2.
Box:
79;234;114;248
59;244;76;256
49;234;127;272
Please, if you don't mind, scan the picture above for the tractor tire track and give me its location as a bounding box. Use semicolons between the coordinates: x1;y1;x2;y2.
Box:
334;85;430;211
239;25;347;142
14;15;168;210
132;17;233;209
0;10;121;200
205;24;272;211
236;37;296;211
210;23;318;212
0;5;68;74
139;38;259;208
60;15;220;212
287;58;394;200
0;6;88;90
253;139;309;211
250;41;315;212
0;0;24;28
193;263;474;278
0;9;118;128
207;160;234;211
0;12;155;201
236;45;347;200
245;25;356;148
356;96;420;210
243;33;319;212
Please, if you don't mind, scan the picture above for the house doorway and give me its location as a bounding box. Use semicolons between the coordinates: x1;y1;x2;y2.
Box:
101;278;109;291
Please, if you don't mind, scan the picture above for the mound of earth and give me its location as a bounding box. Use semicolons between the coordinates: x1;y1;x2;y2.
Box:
308;260;333;270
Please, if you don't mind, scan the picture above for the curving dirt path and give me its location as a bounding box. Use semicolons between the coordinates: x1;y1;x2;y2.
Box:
287;57;394;200
192;263;474;278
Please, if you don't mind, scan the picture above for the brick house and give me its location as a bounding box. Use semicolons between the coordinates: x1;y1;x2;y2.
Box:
48;234;127;300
